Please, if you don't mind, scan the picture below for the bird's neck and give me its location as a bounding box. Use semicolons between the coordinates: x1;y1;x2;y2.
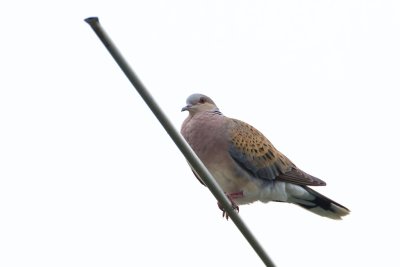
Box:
210;108;222;115
189;108;222;118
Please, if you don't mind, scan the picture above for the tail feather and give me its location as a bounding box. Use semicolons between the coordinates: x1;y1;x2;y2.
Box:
293;186;350;220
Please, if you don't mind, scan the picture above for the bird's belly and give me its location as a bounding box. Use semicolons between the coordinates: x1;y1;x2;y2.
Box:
207;162;264;205
207;161;292;205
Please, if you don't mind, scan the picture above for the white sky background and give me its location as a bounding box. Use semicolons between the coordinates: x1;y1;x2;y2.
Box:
1;1;399;266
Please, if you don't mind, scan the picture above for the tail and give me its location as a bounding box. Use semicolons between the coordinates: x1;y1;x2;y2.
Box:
291;186;350;220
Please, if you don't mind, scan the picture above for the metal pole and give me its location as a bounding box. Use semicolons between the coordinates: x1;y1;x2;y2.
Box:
84;17;276;267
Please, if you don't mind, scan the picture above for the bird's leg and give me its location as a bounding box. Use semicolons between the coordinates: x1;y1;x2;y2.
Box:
218;191;243;220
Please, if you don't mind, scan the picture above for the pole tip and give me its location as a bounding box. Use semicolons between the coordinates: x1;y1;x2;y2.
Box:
84;17;99;25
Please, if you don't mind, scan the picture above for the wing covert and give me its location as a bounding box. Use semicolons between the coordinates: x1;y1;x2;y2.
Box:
228;119;326;186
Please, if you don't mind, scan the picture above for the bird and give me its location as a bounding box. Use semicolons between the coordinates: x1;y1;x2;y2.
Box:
181;93;350;220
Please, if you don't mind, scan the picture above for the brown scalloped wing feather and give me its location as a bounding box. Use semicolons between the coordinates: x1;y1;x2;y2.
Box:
229;119;326;186
277;168;326;186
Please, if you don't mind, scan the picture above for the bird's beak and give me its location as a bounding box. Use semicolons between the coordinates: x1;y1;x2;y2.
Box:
181;104;192;112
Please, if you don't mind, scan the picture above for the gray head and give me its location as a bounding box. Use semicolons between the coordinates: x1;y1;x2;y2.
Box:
181;93;219;114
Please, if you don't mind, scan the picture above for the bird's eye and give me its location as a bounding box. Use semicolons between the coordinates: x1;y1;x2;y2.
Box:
199;97;205;104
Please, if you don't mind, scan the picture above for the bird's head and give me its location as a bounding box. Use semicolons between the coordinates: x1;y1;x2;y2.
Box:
181;93;219;115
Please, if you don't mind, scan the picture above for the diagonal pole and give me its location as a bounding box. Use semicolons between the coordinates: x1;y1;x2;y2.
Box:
84;17;276;267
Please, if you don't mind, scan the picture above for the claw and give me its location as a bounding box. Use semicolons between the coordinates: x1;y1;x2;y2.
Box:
217;192;242;220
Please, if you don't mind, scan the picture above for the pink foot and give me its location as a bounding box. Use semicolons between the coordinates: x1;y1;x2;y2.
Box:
217;191;243;220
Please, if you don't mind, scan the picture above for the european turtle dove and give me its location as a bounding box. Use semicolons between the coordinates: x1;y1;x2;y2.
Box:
181;93;349;220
